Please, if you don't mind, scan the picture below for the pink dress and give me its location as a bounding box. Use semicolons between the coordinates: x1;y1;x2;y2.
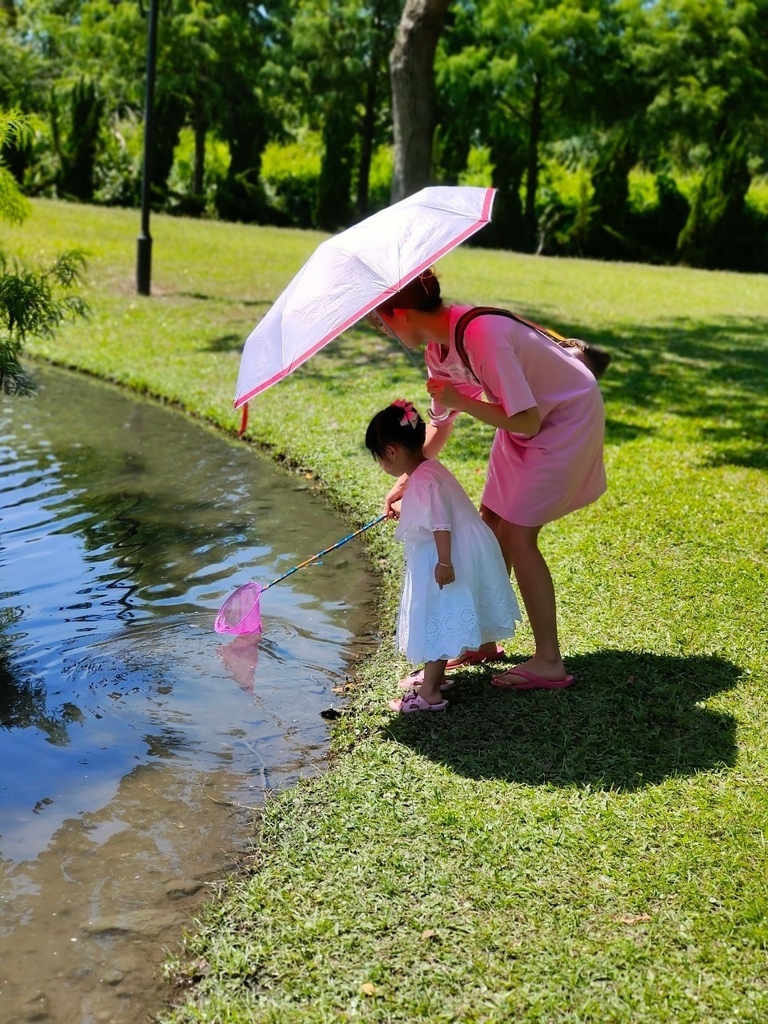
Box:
426;306;606;528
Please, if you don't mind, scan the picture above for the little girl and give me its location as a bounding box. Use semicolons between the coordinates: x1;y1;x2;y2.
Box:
366;400;520;713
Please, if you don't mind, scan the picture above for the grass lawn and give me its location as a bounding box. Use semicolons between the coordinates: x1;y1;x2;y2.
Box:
9;199;768;1022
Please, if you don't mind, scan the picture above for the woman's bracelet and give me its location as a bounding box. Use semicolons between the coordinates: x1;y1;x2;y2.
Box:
437;562;453;567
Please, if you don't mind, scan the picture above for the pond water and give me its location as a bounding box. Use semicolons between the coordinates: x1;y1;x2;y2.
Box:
0;365;378;1024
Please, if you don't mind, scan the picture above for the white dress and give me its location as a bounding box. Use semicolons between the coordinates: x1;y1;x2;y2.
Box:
394;460;521;665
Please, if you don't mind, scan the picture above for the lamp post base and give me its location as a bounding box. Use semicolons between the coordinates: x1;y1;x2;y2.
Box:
137;234;152;296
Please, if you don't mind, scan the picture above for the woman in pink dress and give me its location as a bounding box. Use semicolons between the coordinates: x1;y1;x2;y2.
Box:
373;269;606;690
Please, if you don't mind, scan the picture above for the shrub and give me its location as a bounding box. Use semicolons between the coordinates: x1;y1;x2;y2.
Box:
260;133;321;228
0;112;90;394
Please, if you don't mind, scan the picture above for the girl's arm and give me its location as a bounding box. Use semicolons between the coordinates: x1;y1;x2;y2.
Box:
427;380;541;436
384;480;405;518
433;529;454;589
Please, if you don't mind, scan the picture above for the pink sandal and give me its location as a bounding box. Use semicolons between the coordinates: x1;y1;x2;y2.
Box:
388;690;448;713
397;670;454;692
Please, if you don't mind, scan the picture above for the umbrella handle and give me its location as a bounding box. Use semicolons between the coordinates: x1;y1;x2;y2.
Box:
368;311;426;377
261;514;387;592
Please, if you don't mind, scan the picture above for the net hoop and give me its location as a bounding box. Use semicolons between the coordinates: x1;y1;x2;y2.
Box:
214;582;264;635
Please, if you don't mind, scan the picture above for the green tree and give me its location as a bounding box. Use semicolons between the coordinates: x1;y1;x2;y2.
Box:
629;0;768;267
213;0;294;222
576;0;660;260
438;0;607;251
289;0;400;228
0;113;89;394
10;0;145;198
52;76;105;200
435;11;528;248
11;0;279;214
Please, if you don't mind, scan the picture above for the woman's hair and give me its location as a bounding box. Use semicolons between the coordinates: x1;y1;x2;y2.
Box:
376;268;441;315
365;401;426;458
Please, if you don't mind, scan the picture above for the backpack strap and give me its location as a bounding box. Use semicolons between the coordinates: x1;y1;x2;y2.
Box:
453;307;612;382
453;306;566;381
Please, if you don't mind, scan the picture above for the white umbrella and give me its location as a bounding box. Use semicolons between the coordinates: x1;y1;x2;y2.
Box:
234;185;496;420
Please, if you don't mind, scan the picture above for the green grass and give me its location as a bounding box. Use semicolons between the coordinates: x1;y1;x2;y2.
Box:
9;199;768;1022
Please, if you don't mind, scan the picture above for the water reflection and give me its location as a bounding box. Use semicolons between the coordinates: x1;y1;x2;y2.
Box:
0;365;377;1023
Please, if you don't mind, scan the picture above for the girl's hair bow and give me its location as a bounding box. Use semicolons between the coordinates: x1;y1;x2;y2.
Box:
391;399;419;428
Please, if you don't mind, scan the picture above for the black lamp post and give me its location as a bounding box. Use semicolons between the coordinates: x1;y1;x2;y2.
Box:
136;0;161;295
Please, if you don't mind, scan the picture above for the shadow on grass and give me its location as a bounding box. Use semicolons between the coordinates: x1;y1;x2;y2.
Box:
204;333;243;352
288;327;426;394
285;312;768;469
569;315;768;469
175;291;272;308
386;649;740;791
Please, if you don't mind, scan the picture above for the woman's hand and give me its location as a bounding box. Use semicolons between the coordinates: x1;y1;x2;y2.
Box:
384;477;407;519
426;378;464;411
434;562;455;589
430;379;541;437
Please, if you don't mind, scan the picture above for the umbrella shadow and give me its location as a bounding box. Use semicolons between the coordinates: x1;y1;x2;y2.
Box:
172;291;271;308
202;332;244;353
286;325;426;392
385;649;741;791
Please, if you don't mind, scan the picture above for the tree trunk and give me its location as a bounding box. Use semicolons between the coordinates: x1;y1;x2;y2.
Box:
356;56;378;217
0;0;17;27
389;0;451;203
522;72;543;252
193;111;206;197
676;128;751;269
316;109;354;231
484;135;525;251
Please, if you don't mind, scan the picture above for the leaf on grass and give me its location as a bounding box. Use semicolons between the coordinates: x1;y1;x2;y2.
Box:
421;929;437;940
361;982;376;996
617;913;651;924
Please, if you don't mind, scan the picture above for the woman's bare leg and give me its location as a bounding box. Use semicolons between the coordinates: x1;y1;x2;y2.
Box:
480;507;568;682
458;505;507;658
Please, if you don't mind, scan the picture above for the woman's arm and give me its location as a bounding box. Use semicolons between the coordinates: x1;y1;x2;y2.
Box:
426;379;541;436
423;419;454;459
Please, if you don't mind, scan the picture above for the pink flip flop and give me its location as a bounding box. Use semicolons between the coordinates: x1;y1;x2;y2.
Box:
445;644;505;672
397;670;454;692
491;669;575;691
388;690;448;713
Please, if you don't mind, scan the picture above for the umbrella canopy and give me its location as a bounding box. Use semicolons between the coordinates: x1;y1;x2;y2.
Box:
234;185;496;411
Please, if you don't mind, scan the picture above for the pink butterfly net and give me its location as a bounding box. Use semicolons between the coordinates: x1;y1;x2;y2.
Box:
214;516;385;635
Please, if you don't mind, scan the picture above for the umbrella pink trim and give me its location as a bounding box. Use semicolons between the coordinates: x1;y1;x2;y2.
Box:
234;187;496;409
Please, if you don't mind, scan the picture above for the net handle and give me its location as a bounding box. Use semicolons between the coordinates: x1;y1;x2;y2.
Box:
261;514;386;593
